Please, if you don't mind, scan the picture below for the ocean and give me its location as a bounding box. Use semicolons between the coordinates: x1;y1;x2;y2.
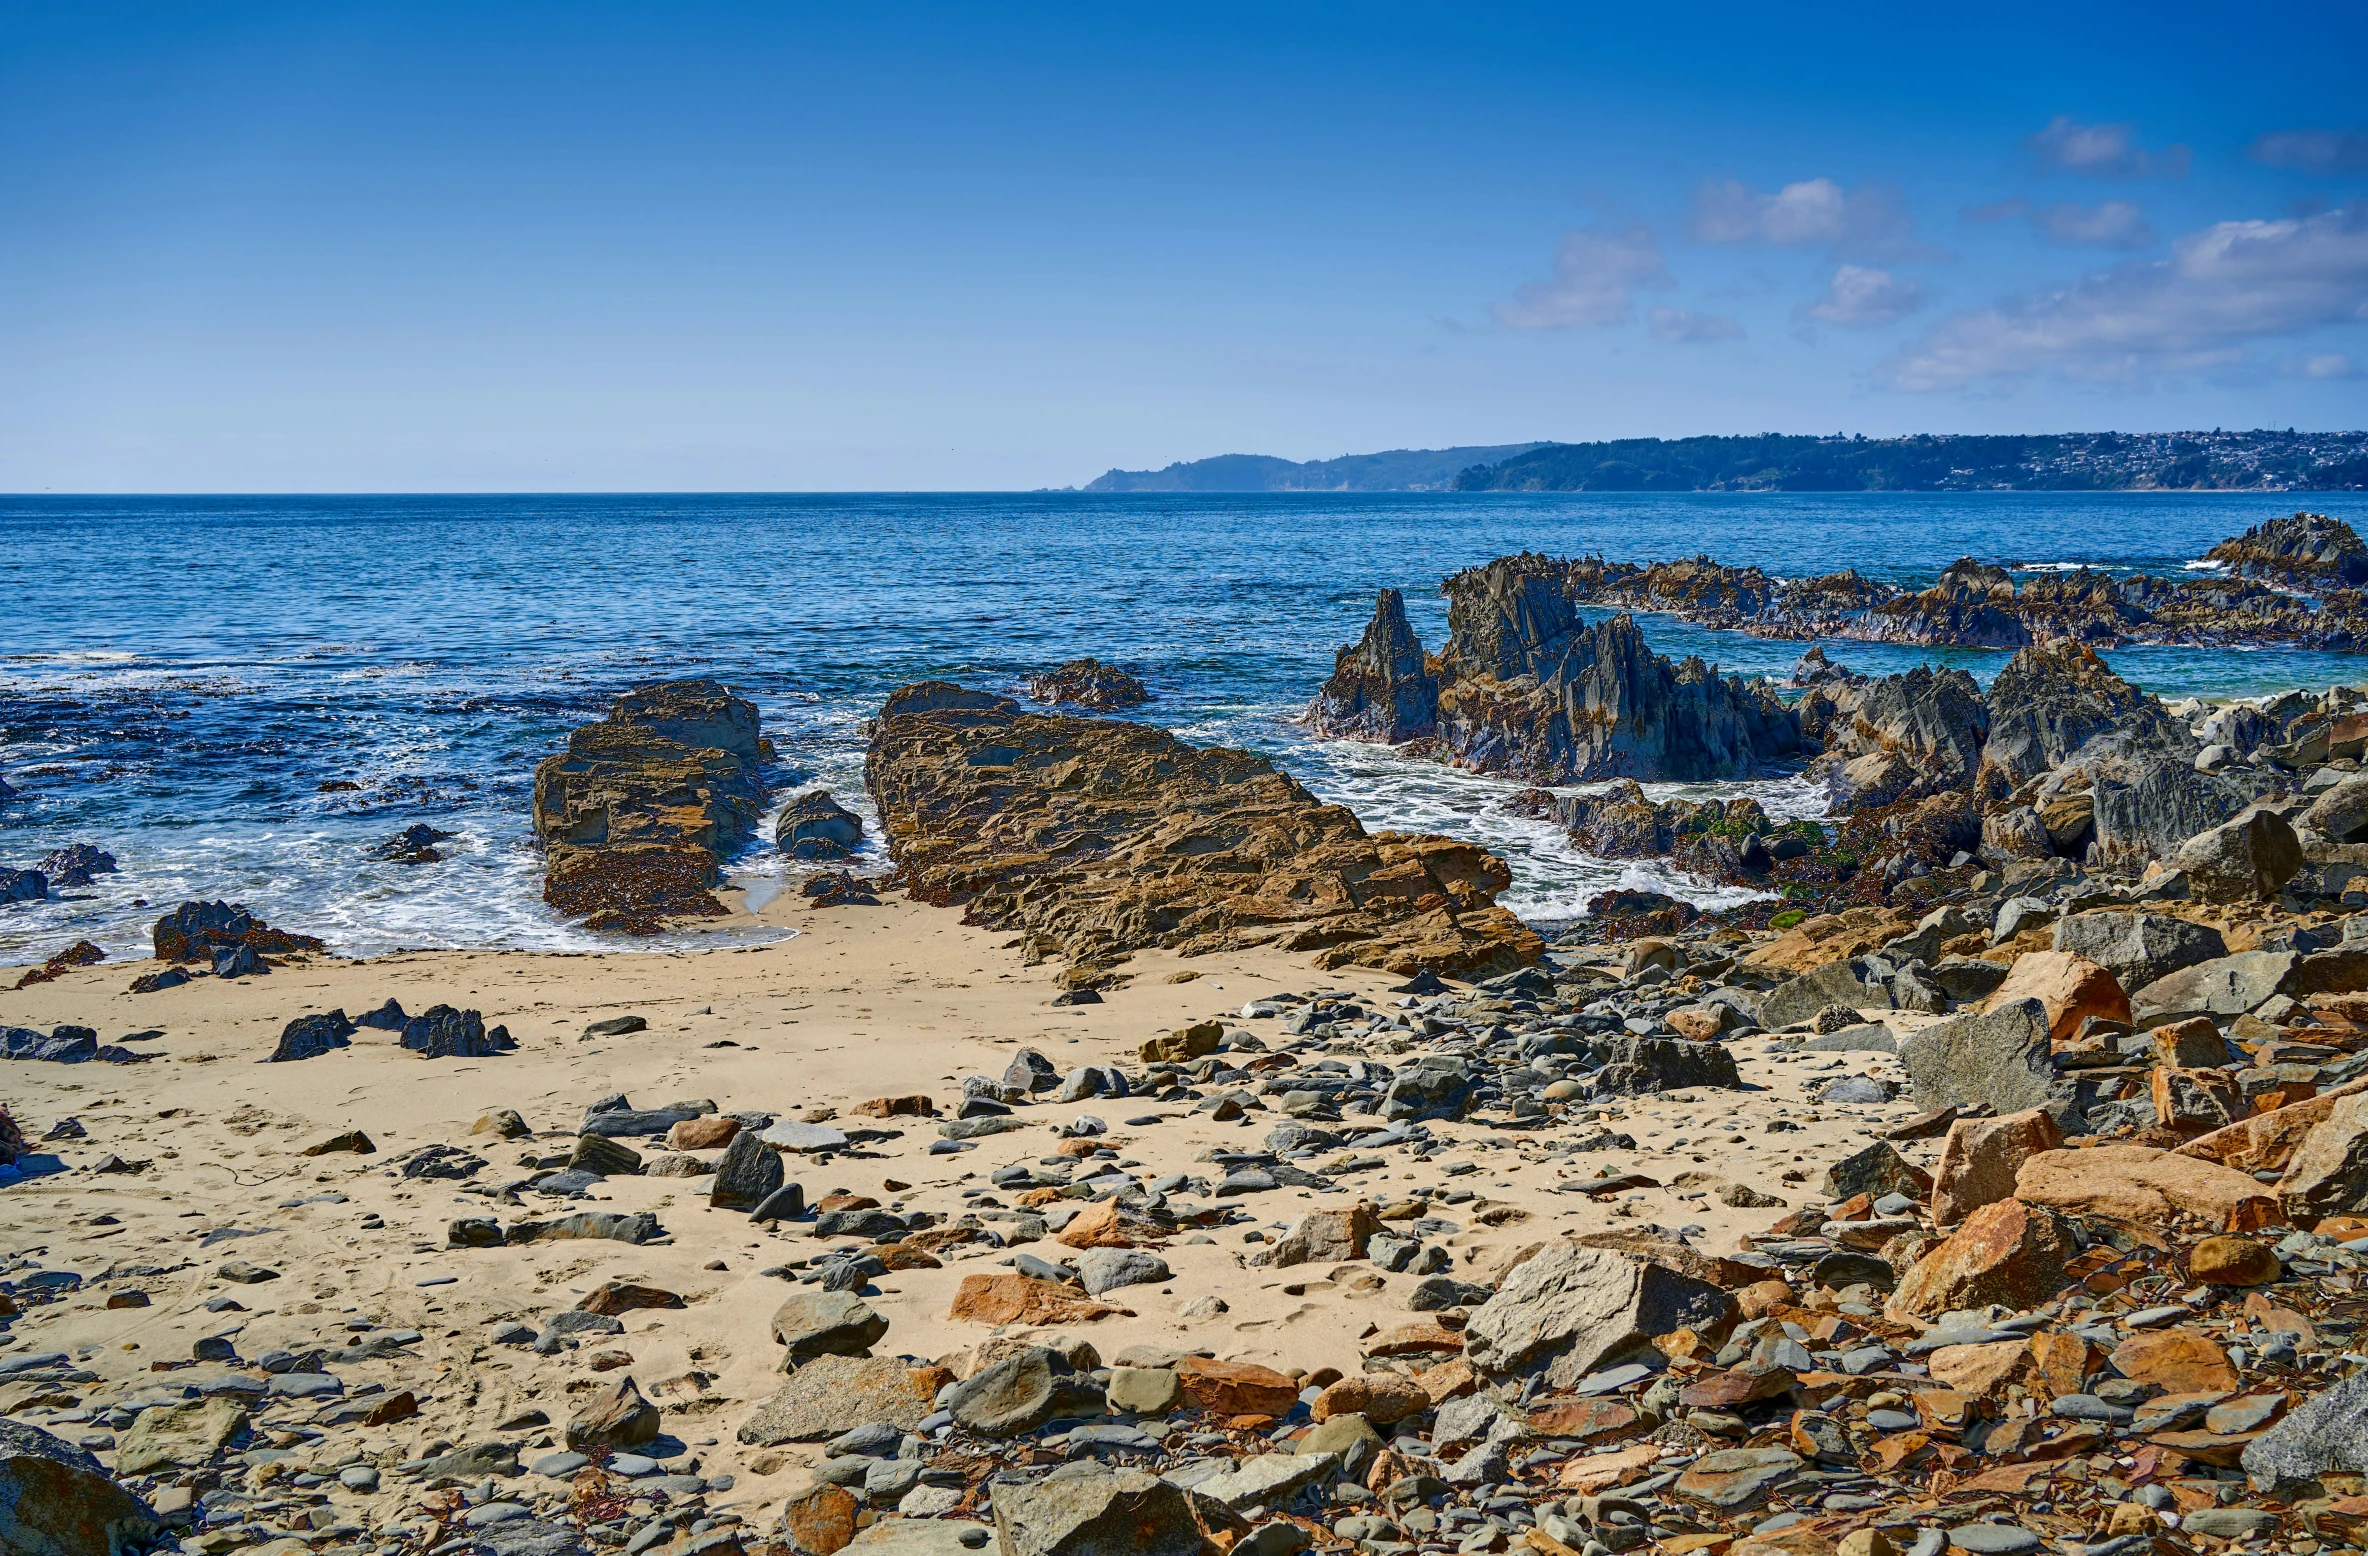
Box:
4;489;2362;963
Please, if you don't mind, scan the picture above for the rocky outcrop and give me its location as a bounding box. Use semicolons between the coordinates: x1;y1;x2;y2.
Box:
152;900;323;964
1978;642;2188;794
1521;783;1819;880
1026;659;1150;711
2206;511;2368;590
1798;663;1986;811
533;680;767;933
1428;566;1797;781
776;790;864;860
1305;589;1439;743
864;683;1541;977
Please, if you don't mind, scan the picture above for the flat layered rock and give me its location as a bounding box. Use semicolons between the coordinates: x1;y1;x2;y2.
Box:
736;1355;939;1445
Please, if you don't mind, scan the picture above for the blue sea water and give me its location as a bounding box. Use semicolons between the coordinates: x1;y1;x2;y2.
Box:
3;489;2362;963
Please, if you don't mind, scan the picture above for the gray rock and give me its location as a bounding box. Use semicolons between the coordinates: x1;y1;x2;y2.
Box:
1762;960;1892;1030
1195;1450;1340;1510
760;1121;850;1153
1945;1527;2039;1554
736;1354;935;1445
1461;1242;1733;1389
945;1347;1106;1437
2130;951;2297;1026
2304;773;2368;845
846;1521;996;1556
1929;958;2009;1003
1800;1024;1896;1054
419;1441;520;1480
2278;1094;2368;1235
778;789;865;859
569;1133;644;1177
1823;1141;1924;1200
2170;806;2304;903
2243;1369;2368;1488
1380;1057;1477;1121
1898;999;2063;1117
478;1519;593;1556
2050;912;2228;993
1672;1446;1802;1512
707;1129;785;1210
771;1291;888;1359
2180;1510;2279;1541
1004;1049;1062;1094
0;1419;162;1556
1589;1035;1741;1096
992;1463;1215;1556
1076;1249;1170;1297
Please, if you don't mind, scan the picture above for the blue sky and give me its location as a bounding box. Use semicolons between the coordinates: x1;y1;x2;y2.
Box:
4;2;2367;491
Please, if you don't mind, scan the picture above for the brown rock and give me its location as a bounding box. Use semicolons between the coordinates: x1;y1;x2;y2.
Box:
1524;1398;1644;1441
1736;1279;1797;1319
666;1115;740;1150
2153;1017;2231;1069
2189;1236;2281;1286
1889;1198;2080;1319
1414;1357;1479;1403
1364;1320;1466;1358
2026;1331;2101;1398
565;1376;661;1450
736;1355;941;1444
1269;1204;1380;1268
947;1274;1124;1326
1981;951;2129;1043
1312;1375;1431;1425
1174;1356;1300;1416
2014;1143;2279;1231
577;1281;685;1316
1555;1441;1664;1494
2110;1331;2238;1395
1140;1021;1224;1065
1055;1201;1168;1250
864;685;1544;978
1929;1108;2062;1226
1667;1008;1731;1041
1926;1341;2029;1395
2177;1077;2368;1174
850;1095;934;1119
779;1483;860;1555
2153;1067;2243;1135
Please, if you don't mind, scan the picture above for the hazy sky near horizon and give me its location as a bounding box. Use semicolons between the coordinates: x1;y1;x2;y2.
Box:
6;3;2368;492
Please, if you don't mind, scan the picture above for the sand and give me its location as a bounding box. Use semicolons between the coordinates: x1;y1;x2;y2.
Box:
0;890;1918;1522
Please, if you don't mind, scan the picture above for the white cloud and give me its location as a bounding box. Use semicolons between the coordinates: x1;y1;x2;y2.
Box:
2286;351;2362;380
2251;129;2368;174
1798;265;1926;329
2035;199;2155;249
1879;204;2368;391
1647;308;1746;343
1494;224;1673;329
2027;116;2190;178
1689;178;1930;261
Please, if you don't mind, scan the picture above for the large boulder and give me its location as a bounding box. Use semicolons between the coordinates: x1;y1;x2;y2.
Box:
992;1463;1227;1556
2242;1371;2368;1491
533;679;767;933
1979;951;2128;1044
2205;512;2368;591
150;899;323;964
1588;1036;1741;1096
1027;659;1151;712
1801;664;1987;812
865;687;1541;978
1889;1197;2079;1319
1307;590;1440;744
2130;951;2297;1026
2303;773;2368;844
1897;999;2063;1118
2049;912;2227;992
2278;1093;2368;1227
944;1347;1108;1437
736;1355;940;1444
1461;1243;1734;1388
1978;644;2183;795
2088;764;2251;876
2169;806;2304;902
776;790;865;860
0;1419;162;1556
1929;1109;2062;1226
1761;959;1893;1030
2014;1144;2279;1232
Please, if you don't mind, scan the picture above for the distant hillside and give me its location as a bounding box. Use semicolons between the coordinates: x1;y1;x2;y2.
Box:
1081;443;1549;493
1450;431;2368;493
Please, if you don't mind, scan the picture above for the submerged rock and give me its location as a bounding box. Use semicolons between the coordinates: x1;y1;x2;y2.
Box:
151;899;323;964
1027;658;1151;711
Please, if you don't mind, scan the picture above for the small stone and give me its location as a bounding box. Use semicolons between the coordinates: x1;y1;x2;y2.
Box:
566;1376;661;1449
2189;1235;2281;1286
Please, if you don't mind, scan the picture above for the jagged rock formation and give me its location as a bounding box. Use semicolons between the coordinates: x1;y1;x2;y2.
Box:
864;683;1542;976
1419;559;1798;782
532;680;767;934
1484;515;2368;652
2206;512;2368;589
1798;664;1988;810
1304;589;1439;743
1025;659;1150;711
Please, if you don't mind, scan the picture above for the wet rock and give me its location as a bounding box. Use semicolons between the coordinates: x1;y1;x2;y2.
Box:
534;679;766;933
708;1128;786;1210
1028;659;1152;712
0;1419;162;1555
1889;1197;2079;1318
151;899;323;963
1307;590;1440;744
866;683;1541;978
1462;1242;1733;1388
778;790;866;860
947;1347;1108;1436
2169;806;2305;904
565;1376;660;1449
34;843;115;887
265;1009;356;1063
373;823;454;864
2206;512;2368;590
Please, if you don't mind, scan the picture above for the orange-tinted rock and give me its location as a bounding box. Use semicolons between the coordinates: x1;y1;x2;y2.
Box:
1889;1198;2080;1319
2110;1331;2238;1395
850;1095;934;1119
2014;1143;2278;1231
1926;1341;2029;1395
946;1274;1123;1327
865;685;1543;978
1930;1109;2062;1226
1982;951;2129;1044
1736;1280;1797;1320
875;1242;941;1272
577;1281;685;1316
1414;1357;1479;1403
1174;1356;1300;1416
1055;1201;1167;1250
1311;1375;1430;1425
1526;1397;1644;1441
2026;1331;2100;1398
2152;1067;2243;1135
2280;1091;2368;1229
1556;1442;1664;1494
666;1115;740;1151
2189;1235;2280;1286
780;1482;859;1555
2177;1078;2368;1174
1364;1321;1466;1358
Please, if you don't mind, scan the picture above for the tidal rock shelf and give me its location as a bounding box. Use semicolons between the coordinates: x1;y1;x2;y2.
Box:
864;682;1542;978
